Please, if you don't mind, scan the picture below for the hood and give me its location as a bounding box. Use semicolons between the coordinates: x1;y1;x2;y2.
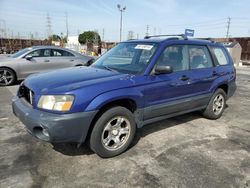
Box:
0;56;14;62
0;56;19;67
24;66;135;94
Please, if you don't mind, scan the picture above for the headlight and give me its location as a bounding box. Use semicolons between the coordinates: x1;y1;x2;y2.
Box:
38;95;74;112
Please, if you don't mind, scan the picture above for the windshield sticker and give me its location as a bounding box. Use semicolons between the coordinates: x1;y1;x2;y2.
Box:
135;45;153;50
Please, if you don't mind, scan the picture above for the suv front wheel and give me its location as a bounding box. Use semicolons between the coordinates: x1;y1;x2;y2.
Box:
90;106;136;158
202;88;226;119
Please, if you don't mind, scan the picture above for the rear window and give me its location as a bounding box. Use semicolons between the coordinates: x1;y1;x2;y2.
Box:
213;47;229;65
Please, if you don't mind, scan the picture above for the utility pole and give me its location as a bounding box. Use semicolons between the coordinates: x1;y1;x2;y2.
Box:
0;19;6;39
127;30;134;40
153;27;156;35
145;25;149;37
158;28;161;35
46;13;52;39
94;29;99;45
226;17;231;39
102;28;105;42
65;12;69;39
117;4;126;42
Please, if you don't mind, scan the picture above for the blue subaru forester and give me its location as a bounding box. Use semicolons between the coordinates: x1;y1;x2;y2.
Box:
12;35;236;158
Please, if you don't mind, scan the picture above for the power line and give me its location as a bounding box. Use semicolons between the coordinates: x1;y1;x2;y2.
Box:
163;18;227;27
127;30;134;40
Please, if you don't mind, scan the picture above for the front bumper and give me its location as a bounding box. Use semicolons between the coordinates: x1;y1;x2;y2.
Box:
12;96;97;143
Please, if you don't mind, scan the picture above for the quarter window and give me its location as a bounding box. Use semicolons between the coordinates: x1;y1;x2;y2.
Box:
188;46;213;69
213;47;229;65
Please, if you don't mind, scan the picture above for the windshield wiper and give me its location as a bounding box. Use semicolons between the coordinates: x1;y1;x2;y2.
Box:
102;65;118;72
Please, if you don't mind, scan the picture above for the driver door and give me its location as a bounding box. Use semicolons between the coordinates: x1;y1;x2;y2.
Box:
19;49;51;78
143;45;194;120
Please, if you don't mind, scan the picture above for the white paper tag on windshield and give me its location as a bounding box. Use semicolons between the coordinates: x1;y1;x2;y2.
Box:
135;44;153;50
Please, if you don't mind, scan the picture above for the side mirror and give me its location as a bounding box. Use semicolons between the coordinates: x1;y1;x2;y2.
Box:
154;65;173;75
26;55;33;61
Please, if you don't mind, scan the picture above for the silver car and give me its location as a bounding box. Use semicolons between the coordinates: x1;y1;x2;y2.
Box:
0;46;94;86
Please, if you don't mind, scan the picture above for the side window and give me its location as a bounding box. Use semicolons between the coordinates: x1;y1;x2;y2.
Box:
213;47;229;65
52;49;63;56
155;45;189;72
27;50;42;57
189;46;213;69
43;49;51;57
51;49;74;57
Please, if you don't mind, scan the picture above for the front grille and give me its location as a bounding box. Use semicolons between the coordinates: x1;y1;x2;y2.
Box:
19;85;34;105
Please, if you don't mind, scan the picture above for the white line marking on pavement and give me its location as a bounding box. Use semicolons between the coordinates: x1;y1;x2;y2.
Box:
6;85;19;96
0;117;8;121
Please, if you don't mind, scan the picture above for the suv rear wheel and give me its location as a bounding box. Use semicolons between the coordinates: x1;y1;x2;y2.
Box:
202;88;226;119
89;106;136;158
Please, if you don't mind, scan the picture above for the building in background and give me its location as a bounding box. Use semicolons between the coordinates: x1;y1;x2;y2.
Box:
222;42;242;66
215;37;250;65
65;36;82;52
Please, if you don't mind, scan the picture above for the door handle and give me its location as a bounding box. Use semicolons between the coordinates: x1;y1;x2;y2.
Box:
70;59;74;62
44;60;50;62
212;71;218;76
180;75;189;81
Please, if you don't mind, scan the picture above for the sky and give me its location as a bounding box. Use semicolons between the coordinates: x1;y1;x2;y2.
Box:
0;0;250;42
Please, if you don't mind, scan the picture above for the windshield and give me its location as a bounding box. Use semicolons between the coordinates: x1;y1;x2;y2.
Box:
92;42;158;74
12;48;31;58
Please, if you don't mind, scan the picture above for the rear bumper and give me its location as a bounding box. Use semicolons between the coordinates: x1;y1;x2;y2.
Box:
12;96;97;143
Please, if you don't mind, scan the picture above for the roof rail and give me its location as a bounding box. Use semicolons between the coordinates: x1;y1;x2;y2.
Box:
195;38;217;43
144;34;187;40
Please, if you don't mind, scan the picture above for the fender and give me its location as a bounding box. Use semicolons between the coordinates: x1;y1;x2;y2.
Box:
85;87;144;112
209;77;229;95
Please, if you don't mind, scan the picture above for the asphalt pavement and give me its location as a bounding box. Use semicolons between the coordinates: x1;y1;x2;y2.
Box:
0;68;250;188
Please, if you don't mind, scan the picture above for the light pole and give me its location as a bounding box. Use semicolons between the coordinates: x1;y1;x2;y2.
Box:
0;19;6;38
117;4;126;42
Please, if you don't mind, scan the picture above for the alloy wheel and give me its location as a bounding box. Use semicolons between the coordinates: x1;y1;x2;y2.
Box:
0;69;14;86
101;116;131;151
212;94;225;115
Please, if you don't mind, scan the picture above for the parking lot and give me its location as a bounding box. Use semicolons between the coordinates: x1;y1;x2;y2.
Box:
0;67;249;187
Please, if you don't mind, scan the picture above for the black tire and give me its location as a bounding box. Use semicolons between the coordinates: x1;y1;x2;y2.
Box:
0;67;16;86
202;88;226;120
90;106;136;158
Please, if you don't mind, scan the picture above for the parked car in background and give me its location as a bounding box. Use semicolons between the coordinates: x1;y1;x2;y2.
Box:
12;35;236;157
0;46;94;86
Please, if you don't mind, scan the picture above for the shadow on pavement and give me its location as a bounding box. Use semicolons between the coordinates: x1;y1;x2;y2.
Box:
52;142;94;156
130;111;202;149
52;111;203;156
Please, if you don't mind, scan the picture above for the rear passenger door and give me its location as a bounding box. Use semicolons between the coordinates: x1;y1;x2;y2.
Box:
49;49;76;69
187;45;216;96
